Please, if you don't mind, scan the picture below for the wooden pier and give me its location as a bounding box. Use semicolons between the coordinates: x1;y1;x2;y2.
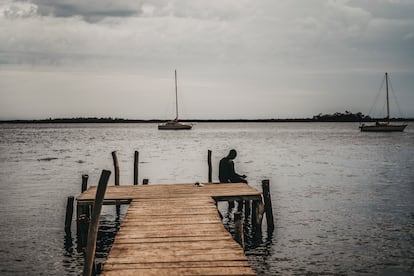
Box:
76;183;263;275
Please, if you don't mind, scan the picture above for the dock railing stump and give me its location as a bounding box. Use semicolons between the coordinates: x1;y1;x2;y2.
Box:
77;174;90;248
111;151;120;186
262;179;274;232
83;169;111;276
208;150;212;183
81;174;89;193
234;211;245;250
133;151;139;185
65;196;74;235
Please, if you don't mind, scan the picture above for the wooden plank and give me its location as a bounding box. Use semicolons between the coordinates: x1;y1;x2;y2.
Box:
103;260;252;270
105;252;249;264
113;235;234;244
101;267;256;276
109;240;243;251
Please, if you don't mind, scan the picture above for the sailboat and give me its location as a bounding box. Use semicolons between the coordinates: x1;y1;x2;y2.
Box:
158;70;192;130
359;72;407;132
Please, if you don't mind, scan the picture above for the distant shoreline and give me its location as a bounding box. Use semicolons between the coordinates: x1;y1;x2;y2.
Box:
1;117;413;124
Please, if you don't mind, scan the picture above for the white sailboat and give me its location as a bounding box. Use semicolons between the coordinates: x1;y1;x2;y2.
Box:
359;72;407;132
158;70;192;130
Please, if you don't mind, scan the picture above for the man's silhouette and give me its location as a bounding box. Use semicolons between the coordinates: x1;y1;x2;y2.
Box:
219;149;247;183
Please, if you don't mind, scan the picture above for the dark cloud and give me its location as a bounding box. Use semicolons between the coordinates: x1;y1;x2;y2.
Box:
349;0;414;20
31;0;141;21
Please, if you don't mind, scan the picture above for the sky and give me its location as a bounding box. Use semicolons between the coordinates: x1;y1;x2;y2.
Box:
0;0;413;120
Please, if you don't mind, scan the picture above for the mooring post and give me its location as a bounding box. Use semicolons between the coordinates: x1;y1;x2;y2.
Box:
81;174;89;192
134;151;139;185
234;211;245;250
208;150;212;183
262;179;275;232
111;151;120;186
83;170;111;276
65;196;74;234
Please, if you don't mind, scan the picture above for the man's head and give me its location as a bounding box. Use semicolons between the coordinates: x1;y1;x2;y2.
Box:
228;149;237;159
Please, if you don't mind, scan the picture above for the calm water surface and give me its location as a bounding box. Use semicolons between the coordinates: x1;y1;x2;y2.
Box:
0;122;413;275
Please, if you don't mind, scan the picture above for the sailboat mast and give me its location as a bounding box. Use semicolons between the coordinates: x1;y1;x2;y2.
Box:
175;70;178;120
385;72;390;122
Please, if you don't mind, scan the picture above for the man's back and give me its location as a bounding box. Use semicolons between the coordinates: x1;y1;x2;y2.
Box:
219;157;234;182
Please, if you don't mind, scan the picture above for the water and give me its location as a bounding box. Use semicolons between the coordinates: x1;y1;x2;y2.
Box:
0;122;413;275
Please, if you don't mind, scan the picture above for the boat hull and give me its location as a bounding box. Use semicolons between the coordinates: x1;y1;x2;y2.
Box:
158;121;192;130
359;124;407;132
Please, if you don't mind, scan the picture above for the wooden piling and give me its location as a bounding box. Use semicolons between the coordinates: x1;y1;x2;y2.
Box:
65;196;74;234
262;179;274;232
77;214;89;251
81;174;89;192
251;200;258;230
83;170;111;276
77;175;90;243
133;151;139;185
234;211;245;250
208;150;212;183
251;198;264;231
111;151;120;186
244;200;251;219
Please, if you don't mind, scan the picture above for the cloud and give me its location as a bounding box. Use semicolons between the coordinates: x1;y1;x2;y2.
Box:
0;0;413;73
0;1;38;18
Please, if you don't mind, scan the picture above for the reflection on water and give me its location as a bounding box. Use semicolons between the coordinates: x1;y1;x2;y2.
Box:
61;205;127;275
0;123;413;275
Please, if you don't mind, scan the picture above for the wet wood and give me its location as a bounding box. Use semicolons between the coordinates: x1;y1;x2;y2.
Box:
111;151;119;186
76;183;261;275
83;170;111;276
208;150;212;182
134;151;139;185
81;174;89;192
234;211;245;250
262;179;274;232
64;196;74;234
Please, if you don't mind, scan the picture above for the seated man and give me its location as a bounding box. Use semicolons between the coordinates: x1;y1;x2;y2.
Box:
219;149;247;183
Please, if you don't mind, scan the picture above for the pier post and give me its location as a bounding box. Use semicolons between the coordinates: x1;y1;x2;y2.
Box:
77;213;89;251
77;175;90;244
65;196;74;234
251;198;264;231
244;200;251;219
234;211;245;250
208;150;212;183
83;170;111;276
134;151;139;185
81;174;89;192
111;151;120;186
262;179;274;232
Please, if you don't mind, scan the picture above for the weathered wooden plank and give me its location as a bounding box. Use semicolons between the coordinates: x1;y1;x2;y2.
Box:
76;183;261;202
105;252;249;264
113;235;234;244
103;260;252;270
101;266;256;276
109;240;242;251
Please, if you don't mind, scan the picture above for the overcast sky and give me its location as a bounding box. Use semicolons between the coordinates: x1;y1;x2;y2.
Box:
1;0;413;120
